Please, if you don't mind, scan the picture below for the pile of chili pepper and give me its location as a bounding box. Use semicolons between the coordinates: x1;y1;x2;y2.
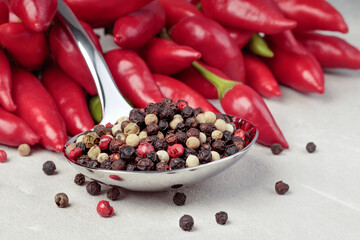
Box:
0;0;359;152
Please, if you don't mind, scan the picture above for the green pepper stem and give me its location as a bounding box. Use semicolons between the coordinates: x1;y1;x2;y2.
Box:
196;3;202;10
192;61;240;100
248;34;274;58
159;28;172;41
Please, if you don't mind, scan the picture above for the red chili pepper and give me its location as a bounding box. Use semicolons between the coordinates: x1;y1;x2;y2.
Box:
49;21;102;95
42;64;94;136
105;49;164;108
295;32;360;70
113;0;165;49
159;0;203;27
265;30;307;55
192;61;288;149
10;0;57;32
0;1;9;24
264;43;324;94
0;106;40;147
170;16;245;83
0;48;16;112
201;0;297;34
243;53;281;98
275;0;348;33
12;67;67;152
0;22;48;70
226;28;254;49
64;0;152;27
153;73;220;113
142;38;201;75
175;62;229;99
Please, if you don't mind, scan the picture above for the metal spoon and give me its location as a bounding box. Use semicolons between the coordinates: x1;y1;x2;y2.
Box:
58;0;259;191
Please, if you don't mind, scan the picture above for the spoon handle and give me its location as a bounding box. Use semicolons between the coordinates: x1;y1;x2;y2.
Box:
56;0;132;125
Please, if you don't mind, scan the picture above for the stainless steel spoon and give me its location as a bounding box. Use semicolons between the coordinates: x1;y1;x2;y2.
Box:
58;0;259;191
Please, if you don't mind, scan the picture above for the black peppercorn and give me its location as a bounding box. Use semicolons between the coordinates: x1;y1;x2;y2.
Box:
224;144;239;156
158;119;169;132
75;142;87;153
93;124;106;137
109;138;126;153
222;131;233;144
271;143;283;155
176;131;188;144
107;187;121;201
77;155;90;166
130;112;145;128
186;128;200;138
199;123;216;136
165;133;177;146
169;158;186;169
193;107;203;116
54;193;69;208
173;192;186;206
42;161;56;175
137;158;154;171
74;173;85;185
154;139;168;151
181;106;194;119
179;215;194;231
140;136;154;145
145;102;161;115
126;162;137;171
183;148;197;159
120;146;136;161
87;160;100;168
198;149;212;164
185;117;199;129
146;151;159;165
176;122;187;132
156;161;168;171
100;160;113;170
121;120;130;131
112;159;127;170
215;113;226;121
306;142;316;153
275;181;289;195
212;140;226;153
146;123;159;135
159;106;175;120
215;211;228;225
200;143;211;151
86;181;101;196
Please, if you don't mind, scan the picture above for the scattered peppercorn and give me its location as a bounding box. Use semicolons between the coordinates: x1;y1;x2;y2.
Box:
0;150;7;163
275;181;289;195
179;215;194;231
306;142;316;153
271;143;283;155
97;200;114;217
107;187;121;201
215;211;228;225
54;193;69;208
18;143;31;156
42;161;56;175
74;173;85;185
86;181;101;196
173;192;187;206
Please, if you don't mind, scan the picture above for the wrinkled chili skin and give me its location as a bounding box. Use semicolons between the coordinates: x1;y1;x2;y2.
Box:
201;0;297;34
0;48;16;112
113;0;166;49
170;16;245;83
0;22;48;70
10;0;57;32
12;67;67;152
153;74;220;113
64;0;152;27
221;84;288;149
275;0;348;33
0;106;40;147
49;21;101;95
295;32;360;70
105;49;165;108
42;64;94;136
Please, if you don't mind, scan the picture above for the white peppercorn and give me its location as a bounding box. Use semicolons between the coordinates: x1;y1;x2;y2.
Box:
214;119;227;132
173;114;184;121
115;133;126;141
65;143;77;155
186;137;200;149
88;146;101;160
156;150;170;163
145;114;158;125
111;124;122;135
211;130;223;140
124;123;140;135
139;131;148;139
199;132;207;144
226;123;234;133
75;135;84;144
83;132;100;148
186;155;200;167
117;116;129;126
126;134;140;147
196;113;206;123
204;111;216;124
170;118;183;130
157;131;164;139
18;143;31;156
97;153;109;163
211;151;221;161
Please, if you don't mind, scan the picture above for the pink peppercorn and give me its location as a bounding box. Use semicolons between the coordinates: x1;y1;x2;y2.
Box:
105;123;113;128
69;148;82;160
178;101;188;111
167;144;184;158
99;136;112;150
137;143;155;157
97;200;114;217
110;153;120;161
0;150;7;163
234;129;245;141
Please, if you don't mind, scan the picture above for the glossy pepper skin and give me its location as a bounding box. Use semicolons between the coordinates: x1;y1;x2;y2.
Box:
64;0;152;27
201;0;297;34
105;49;165;108
275;0;348;33
113;0;165;49
265;30;307;55
170;16;245;83
12;67;67;152
10;0;57;32
243;53;281;98
153;74;220;113
49;21;102;95
222;84;288;148
176;62;229;99
142;38;201;75
0;106;40;147
0;22;48;70
0;1;9;24
295;32;360;69
226;28;254;49
264;44;324;94
42;64;94;136
0;48;16;112
159;0;203;27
